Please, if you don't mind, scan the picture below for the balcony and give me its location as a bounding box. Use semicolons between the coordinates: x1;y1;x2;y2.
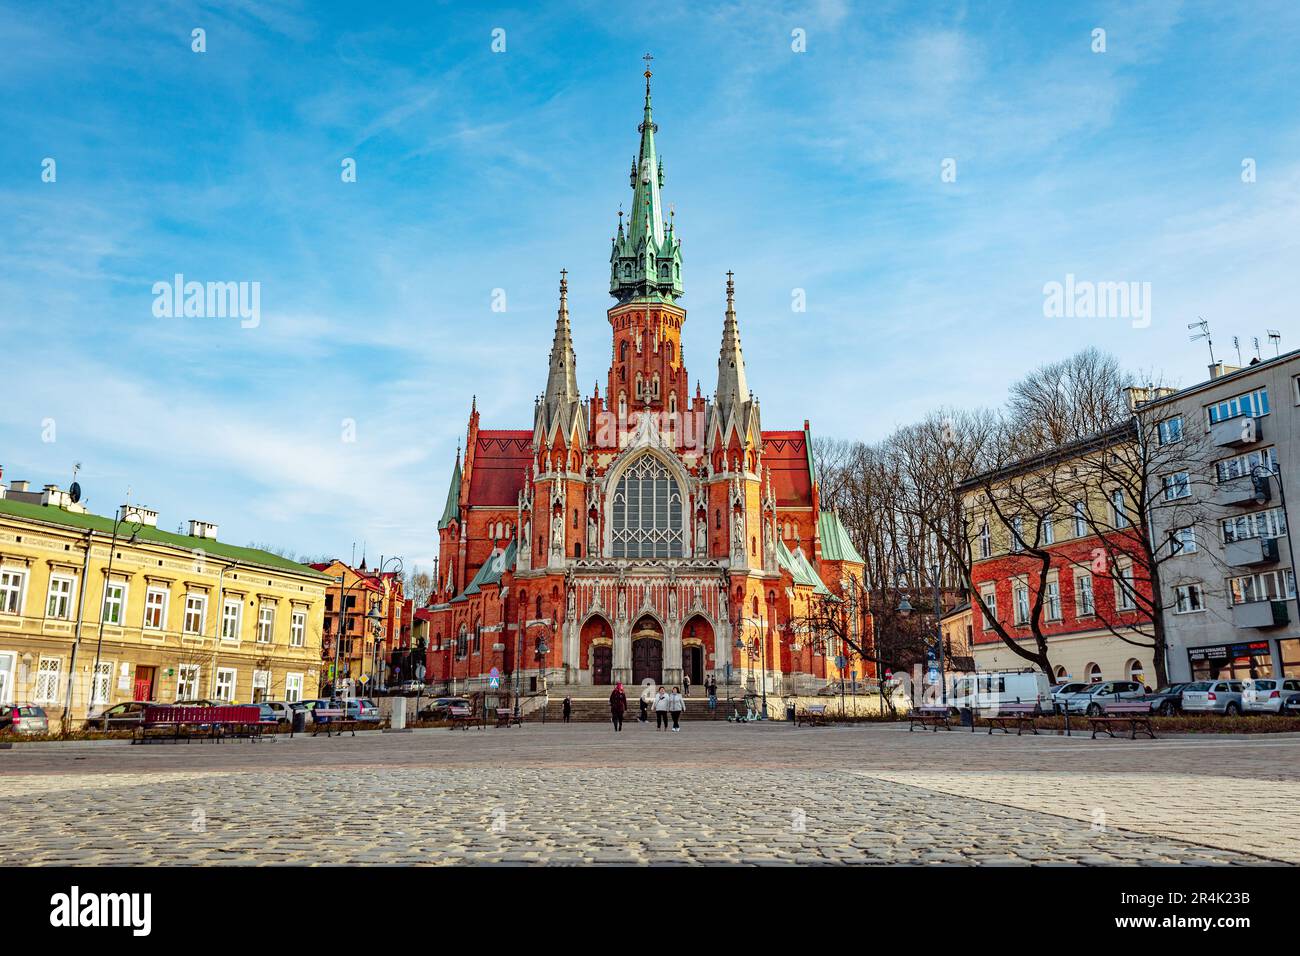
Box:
1211;415;1262;448
1224;536;1281;567
1232;599;1290;629
1214;475;1269;508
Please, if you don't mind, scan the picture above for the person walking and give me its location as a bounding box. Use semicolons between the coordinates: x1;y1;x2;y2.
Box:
639;683;653;724
683;673;691;697
668;686;685;732
562;695;572;724
654;685;669;730
609;682;627;732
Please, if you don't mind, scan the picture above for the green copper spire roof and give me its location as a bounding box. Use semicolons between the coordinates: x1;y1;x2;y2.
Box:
437;448;462;530
817;509;865;564
610;60;683;305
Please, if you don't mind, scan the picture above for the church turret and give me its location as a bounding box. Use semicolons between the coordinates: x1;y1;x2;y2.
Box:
609;59;683;305
709;272;761;458
536;270;585;447
715;271;749;411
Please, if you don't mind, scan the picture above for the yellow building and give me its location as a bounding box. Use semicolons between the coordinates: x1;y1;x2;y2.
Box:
0;481;329;731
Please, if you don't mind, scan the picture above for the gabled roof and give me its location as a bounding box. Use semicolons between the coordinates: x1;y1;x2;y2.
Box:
467;431;532;507
451;539;517;603
776;538;831;595
817;509;864;564
762;430;813;507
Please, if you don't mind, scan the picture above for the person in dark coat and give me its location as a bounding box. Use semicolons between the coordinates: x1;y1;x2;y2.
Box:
562;696;572;723
609;682;627;731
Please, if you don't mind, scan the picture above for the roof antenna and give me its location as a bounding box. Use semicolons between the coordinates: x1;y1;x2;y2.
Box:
1232;336;1243;365
1188;317;1215;364
1267;329;1282;356
1252;337;1262;361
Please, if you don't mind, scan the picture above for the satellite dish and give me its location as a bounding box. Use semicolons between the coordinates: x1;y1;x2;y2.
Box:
69;482;82;504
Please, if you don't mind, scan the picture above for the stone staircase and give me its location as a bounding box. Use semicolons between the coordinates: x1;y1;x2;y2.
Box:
541;687;745;723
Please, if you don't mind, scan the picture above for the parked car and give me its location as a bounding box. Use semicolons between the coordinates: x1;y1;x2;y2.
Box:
1048;682;1088;713
0;704;49;735
1139;683;1192;717
1060;680;1145;715
1282;694;1300;717
174;699;220;707
289;699;332;725
344;698;381;722
1241;678;1300;714
947;670;1055;714
259;701;297;725
84;700;152;731
1180;680;1244;715
419;696;471;720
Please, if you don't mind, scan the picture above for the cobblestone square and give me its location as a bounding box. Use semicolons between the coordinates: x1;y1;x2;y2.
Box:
3;722;1297;865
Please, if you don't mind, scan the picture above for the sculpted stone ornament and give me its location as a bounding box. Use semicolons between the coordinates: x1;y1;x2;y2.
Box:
618;588;627;621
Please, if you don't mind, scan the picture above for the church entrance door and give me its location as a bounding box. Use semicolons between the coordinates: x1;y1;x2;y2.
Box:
592;646;612;685
683;645;703;687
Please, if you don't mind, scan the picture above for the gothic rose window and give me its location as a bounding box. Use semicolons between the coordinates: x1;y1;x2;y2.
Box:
611;453;683;559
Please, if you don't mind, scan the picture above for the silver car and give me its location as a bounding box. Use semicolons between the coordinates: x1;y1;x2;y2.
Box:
1049;682;1088;714
1181;680;1244;715
1241;678;1300;715
1061;680;1145;715
0;704;49;735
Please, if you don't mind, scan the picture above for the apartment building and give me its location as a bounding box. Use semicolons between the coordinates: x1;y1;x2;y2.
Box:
1129;350;1300;682
0;479;329;731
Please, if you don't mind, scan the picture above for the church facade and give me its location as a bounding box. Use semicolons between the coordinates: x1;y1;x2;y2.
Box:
423;68;867;699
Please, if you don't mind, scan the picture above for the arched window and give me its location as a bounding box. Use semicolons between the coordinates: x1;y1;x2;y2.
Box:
668;393;677;414
610;454;683;559
715;509;721;529
1086;662;1102;683
619;393;627;418
620;340;628;363
535;596;542;618
1054;665;1068;680
1127;659;1145;683
572;508;579;529
574;542;582;558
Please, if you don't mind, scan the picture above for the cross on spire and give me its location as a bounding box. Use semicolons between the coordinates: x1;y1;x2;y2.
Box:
643;52;654;77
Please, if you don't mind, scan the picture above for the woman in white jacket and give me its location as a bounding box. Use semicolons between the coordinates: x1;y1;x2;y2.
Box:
654;686;669;730
668;686;685;732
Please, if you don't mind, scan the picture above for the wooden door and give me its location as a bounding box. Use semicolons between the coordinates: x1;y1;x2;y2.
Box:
592;646;612;685
632;638;662;686
134;666;156;702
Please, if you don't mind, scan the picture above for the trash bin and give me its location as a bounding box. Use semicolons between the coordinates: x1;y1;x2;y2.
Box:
786;703;797;724
292;709;306;736
959;707;973;728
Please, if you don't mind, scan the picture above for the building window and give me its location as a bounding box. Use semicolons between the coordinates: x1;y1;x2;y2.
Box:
0;569;25;615
46;575;74;620
1116;563;1137;611
1045;580;1061;620
285;673;304;703
1162;472;1191;501
221;599;242;643
1127;659;1146;684
257;604;275;643
1206;386;1269;424
1073;501;1087;538
1086;662;1102;683
1228;569;1296;606
34;657;61;703
1013;583;1030;625
215;667;237;702
1174;583;1205;614
144;587;168;630
1041;513;1055;545
290;610;306;647
183;594;207;635
978;521;991;559
1216;446;1277;482
980;587;997;631
102;581;126;625
1110;489;1128;528
1010;516;1024;553
176;664;200;699
1076;572;1095;616
1221;507;1287;543
91;661;112;706
1171;526;1198;555
1157;416;1183;445
610;453;683;559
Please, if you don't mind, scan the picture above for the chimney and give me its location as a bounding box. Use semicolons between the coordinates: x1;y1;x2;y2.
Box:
1209;361;1242;381
123;504;159;527
188;519;219;540
10;480;29;493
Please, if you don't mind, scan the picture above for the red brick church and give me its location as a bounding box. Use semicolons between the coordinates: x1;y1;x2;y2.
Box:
422;67;868;703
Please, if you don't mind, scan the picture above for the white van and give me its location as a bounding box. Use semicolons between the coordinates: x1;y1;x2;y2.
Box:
946;670;1055;715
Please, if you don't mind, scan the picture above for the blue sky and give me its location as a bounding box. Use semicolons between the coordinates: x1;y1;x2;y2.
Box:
2;0;1298;572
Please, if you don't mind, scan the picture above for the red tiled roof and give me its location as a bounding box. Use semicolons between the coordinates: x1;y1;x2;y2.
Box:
762;430;812;507
469;430;533;507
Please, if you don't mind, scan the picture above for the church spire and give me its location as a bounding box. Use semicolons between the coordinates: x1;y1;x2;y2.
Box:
715;271;750;410
610;56;683;305
539;269;583;438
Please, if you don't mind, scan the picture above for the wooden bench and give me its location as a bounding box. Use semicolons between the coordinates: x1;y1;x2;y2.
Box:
985;702;1040;736
909;706;954;732
796;704;829;727
449;704;476;730
1088;700;1157;740
134;705;266;744
311;707;361;737
495;707;521;728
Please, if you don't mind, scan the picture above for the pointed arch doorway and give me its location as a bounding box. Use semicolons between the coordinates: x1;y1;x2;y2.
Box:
631;615;663;686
